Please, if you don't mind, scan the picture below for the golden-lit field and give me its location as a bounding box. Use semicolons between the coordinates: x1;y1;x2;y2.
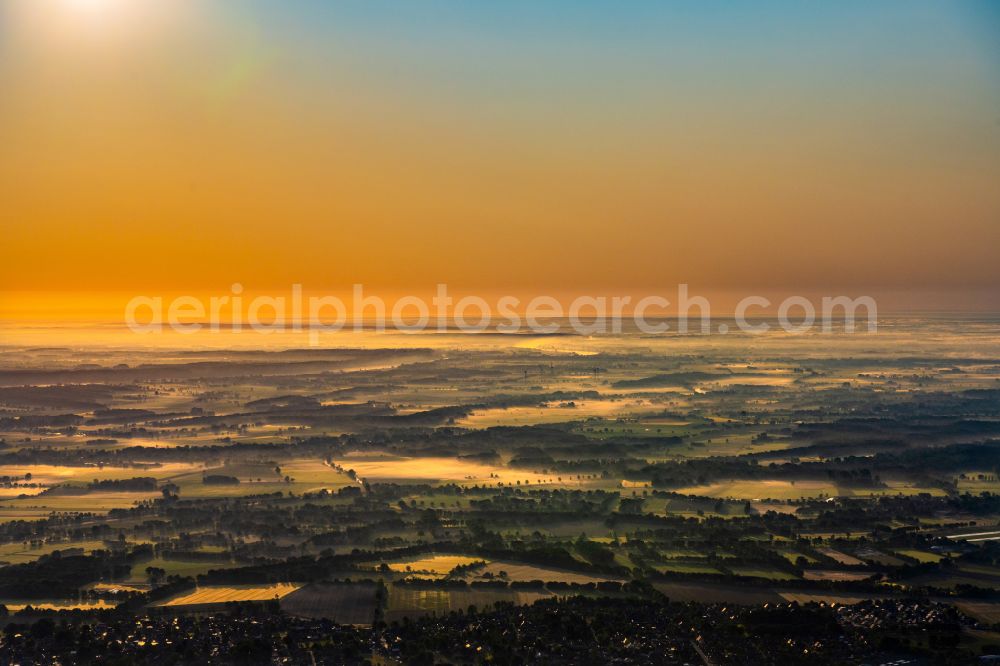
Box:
168;459;355;498
85;582;147;594
0;487;45;498
0;463;203;487
669;480;841;500
0;459;357;518
667;479;946;500
0;492;160;517
155;583;301;607
0;463;202;517
336;454;556;486
385;554;483;576
457;398;656;427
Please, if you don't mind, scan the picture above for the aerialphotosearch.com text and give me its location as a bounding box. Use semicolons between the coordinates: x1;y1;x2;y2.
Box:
125;284;877;344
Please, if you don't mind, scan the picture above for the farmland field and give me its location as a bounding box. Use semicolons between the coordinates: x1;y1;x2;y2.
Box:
816;548;866;566
126;557;238;584
154;583;301;607
654;561;722;575
384;554;484;577
905;564;1000;590
955;602;1000;625
334;455;555;486
0;491;161;515
384;586;552;623
0;539;111;566
893;549;944;564
728;565;799;581
470;561;622;584
457;399;656;428
803;570;873;582
280;582;377;624
668;480;840;500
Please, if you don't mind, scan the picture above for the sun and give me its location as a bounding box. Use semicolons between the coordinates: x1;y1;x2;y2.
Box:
34;0;191;44
63;0;123;13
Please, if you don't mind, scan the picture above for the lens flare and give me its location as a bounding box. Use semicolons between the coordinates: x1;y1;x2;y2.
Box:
64;0;117;10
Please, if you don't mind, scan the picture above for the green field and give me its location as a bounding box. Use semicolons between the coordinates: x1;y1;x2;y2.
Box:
654;561;722;575
893;549;944;563
728;565;799;581
125;557;238;584
0;539;112;566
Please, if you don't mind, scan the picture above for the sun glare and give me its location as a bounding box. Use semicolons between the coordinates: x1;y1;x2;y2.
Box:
64;0;118;10
60;0;140;22
37;0;192;42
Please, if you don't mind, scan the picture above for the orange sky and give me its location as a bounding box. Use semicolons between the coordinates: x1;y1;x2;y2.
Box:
1;1;999;317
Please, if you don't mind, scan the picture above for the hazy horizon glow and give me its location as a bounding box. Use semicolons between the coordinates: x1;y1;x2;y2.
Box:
2;1;999;316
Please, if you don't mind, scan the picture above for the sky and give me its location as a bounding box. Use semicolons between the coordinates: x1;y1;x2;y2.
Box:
1;0;999;317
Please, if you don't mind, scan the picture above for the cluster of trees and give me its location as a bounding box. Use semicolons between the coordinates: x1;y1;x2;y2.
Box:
86;477;157;492
203;475;240;485
0;550;130;599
